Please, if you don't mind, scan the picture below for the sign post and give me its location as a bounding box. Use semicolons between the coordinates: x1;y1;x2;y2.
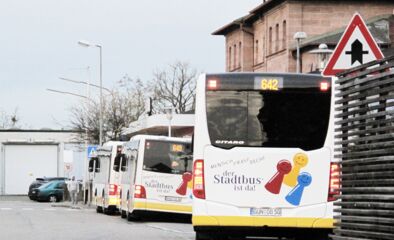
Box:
86;145;98;205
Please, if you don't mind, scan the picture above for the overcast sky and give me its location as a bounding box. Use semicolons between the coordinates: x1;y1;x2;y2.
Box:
0;0;261;129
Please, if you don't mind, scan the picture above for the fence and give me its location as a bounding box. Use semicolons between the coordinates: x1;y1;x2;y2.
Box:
332;55;394;240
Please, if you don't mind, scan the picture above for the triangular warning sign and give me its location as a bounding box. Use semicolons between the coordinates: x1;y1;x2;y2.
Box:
322;13;384;77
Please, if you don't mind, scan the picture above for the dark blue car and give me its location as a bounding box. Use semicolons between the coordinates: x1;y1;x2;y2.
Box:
31;180;66;202
28;177;68;200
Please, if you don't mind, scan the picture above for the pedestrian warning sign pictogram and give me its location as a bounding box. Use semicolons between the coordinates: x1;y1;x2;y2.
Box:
322;13;384;77
87;145;98;158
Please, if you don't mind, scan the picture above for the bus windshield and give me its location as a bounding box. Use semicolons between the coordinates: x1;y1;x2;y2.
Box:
206;78;331;150
143;140;192;174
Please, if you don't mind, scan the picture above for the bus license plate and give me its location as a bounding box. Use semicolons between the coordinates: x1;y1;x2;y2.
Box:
165;196;182;202
250;207;282;216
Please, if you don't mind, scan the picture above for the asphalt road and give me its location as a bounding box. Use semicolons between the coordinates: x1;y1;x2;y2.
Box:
0;196;194;240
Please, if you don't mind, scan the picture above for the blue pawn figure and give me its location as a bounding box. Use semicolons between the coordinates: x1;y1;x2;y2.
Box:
285;172;312;206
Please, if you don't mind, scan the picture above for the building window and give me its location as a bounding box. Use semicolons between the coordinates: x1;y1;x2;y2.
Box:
234;44;237;70
238;42;242;68
282;20;287;50
269;27;272;55
275;23;279;52
229;46;232;71
262;37;265;60
255;40;259;64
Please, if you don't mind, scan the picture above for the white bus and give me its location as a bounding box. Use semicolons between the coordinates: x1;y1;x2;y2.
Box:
89;141;125;214
192;73;339;240
118;135;193;220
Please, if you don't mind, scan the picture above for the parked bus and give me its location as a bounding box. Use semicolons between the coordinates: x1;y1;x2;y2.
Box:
89;141;125;214
118;135;193;220
192;73;339;240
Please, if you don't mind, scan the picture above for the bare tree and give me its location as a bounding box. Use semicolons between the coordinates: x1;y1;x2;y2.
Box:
150;61;197;113
0;108;20;129
69;76;146;143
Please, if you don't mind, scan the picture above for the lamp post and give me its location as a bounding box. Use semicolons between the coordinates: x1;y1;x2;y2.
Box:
78;40;103;146
309;43;334;72
293;32;307;73
46;87;93;205
165;108;174;137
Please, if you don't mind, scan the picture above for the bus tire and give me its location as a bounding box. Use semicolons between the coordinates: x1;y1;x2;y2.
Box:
126;211;140;221
121;210;127;218
295;230;329;240
96;206;103;213
195;231;227;240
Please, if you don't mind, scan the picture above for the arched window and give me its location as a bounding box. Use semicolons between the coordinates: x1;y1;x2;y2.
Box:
234;44;237;69
228;46;232;71
238;42;242;68
269;27;272;54
275;23;279;52
255;40;259;64
283;20;287;49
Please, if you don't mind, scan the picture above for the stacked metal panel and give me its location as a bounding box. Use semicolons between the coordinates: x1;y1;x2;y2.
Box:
332;55;394;240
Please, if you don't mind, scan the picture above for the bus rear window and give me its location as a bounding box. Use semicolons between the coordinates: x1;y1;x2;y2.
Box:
143;140;192;174
206;88;331;151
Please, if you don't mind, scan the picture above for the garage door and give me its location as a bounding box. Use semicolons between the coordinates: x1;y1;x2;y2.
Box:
4;145;58;195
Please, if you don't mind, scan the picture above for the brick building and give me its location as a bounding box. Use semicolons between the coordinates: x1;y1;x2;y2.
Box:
213;0;394;73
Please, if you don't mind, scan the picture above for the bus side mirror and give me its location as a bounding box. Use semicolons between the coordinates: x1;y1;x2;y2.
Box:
113;153;122;172
113;164;120;172
191;134;194;153
88;159;94;173
95;159;100;173
120;154;130;172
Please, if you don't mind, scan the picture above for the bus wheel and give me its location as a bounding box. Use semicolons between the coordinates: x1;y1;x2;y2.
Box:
121;210;127;218
102;198;109;215
195;232;228;240
126;208;140;221
295;231;329;240
96;206;103;213
96;198;103;213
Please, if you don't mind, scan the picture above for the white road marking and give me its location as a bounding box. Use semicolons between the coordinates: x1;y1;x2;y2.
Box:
0;208;12;211
146;224;194;235
44;208;56;211
22;208;34;211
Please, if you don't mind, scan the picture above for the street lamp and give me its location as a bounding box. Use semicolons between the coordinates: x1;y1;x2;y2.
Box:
293;32;307;73
309;43;334;72
78;40;103;146
59;77;111;93
165;108;174;137
46;87;92;204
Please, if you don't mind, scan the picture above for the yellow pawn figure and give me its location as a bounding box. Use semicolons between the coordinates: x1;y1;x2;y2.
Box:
283;153;309;187
187;179;193;190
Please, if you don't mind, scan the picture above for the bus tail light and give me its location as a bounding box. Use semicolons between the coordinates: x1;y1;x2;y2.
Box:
193;159;206;199
109;184;118;196
328;162;340;201
207;79;219;90
320;81;329;91
134;185;146;199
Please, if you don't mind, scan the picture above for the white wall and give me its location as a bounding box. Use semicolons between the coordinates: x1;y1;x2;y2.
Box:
0;131;83;195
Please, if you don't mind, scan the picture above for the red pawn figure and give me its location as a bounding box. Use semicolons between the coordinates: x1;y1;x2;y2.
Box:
176;172;193;196
265;160;292;194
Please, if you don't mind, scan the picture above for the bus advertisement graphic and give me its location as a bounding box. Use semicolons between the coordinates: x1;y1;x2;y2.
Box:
264;153;312;206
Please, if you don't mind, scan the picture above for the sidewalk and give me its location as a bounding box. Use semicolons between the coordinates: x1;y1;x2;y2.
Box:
0;195;30;202
51;200;96;210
